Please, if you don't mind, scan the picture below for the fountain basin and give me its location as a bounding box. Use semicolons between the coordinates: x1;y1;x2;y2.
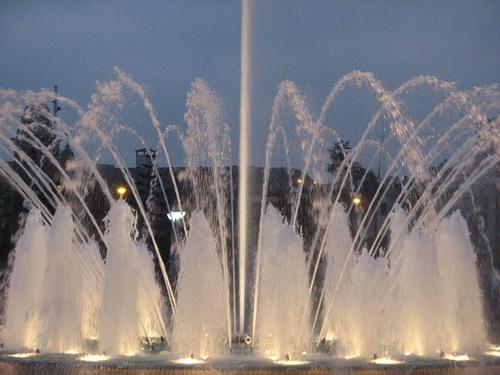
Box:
1;352;499;374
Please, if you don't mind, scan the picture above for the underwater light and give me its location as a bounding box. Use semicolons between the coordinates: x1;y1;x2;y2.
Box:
79;354;110;362
275;355;308;366
9;353;37;358
343;354;360;360
485;350;500;357
443;353;470;361
371;357;402;365
275;360;308;365
172;357;204;365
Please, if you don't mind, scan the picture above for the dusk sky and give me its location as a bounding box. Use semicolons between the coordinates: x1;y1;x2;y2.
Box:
1;0;499;166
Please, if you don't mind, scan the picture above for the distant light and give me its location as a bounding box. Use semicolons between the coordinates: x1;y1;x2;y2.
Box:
116;186;127;198
371;357;402;365
79;354;110;362
297;178;304;184
353;197;361;205
167;211;186;222
172;357;203;365
64;349;79;355
9;353;37;358
485;350;500;357
443;353;470;361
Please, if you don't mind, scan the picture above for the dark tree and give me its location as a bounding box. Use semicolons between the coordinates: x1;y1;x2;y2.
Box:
13;104;59;170
326;139;381;250
326;140;351;176
11;104;62;206
327;139;380;206
0;103;62;267
59;141;75;169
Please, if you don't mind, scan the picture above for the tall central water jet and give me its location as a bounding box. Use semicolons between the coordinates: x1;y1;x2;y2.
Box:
238;0;251;335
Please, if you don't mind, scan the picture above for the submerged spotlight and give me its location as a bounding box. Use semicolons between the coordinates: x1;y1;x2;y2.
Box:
443;353;470;361
172;357;204;365
275;359;308;366
79;354;110;362
9;353;37;358
371;357;402;365
485;350;500;357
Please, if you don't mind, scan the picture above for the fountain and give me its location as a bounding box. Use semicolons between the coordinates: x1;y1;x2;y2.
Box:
0;1;499;374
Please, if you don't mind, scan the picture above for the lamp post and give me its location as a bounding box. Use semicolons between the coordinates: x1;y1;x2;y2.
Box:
352;194;364;246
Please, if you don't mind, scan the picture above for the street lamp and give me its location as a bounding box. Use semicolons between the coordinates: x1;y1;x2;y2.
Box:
352;196;361;206
116;186;127;199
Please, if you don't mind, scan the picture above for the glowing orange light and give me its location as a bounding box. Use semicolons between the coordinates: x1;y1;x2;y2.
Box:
116;186;127;198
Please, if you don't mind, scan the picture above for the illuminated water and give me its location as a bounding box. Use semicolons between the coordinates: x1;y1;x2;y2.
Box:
0;1;499;369
0;67;498;364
